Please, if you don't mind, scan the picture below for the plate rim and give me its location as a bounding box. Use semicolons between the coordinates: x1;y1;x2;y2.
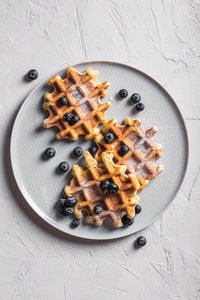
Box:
10;60;189;240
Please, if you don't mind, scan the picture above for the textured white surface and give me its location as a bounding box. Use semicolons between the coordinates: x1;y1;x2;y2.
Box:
0;0;200;299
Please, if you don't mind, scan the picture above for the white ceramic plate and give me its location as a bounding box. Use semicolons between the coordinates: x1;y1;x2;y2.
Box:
10;61;188;240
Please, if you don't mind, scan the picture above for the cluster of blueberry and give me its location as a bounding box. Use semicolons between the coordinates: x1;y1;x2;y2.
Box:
119;89;145;112
43;146;85;228
44;145;84;172
54;94;81;125
57;196;80;228
63;111;80;125
93;179;142;227
100;179;118;194
56;177;143;230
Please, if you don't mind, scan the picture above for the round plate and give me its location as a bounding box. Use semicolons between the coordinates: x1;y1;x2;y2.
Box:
10;61;188;240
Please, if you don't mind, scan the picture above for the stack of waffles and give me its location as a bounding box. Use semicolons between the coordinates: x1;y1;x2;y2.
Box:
43;67;164;228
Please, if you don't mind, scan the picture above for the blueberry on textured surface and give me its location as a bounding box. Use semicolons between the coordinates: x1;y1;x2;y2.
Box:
135;103;145;111
119;89;128;98
137;236;147;247
66;196;77;207
63;112;72;122
135;205;142;214
63;207;73;215
131;93;141;103
94;205;103;215
73;147;83;157
59;96;68;106
104;132;115;143
70;115;80;125
122;215;134;226
59;161;69;172
71;219;80;228
100;180;111;190
45;147;56;158
28;69;38;80
89;145;98;156
108;183;119;194
120;144;129;156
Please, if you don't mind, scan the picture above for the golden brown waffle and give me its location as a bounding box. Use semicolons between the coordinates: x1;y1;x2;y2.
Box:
65;151;140;228
94;118;164;191
42;67;111;140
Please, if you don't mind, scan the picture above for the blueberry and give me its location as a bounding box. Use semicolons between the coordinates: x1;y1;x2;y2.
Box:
131;93;141;103
135;205;142;214
89;145;98;156
135;103;145;111
63;207;73;215
71;219;80;228
63;112;72;122
66;196;77;207
28;69;38;80
108;183;119;194
57;198;67;216
69;115;80;125
104;132;115;143
119;89;128;98
120;144;129;156
57;198;67;209
137;236;147;247
122;215;134;226
45;147;56;158
59;161;69;172
100;180;111;191
73;147;83;157
59;96;68;106
94;205;103;215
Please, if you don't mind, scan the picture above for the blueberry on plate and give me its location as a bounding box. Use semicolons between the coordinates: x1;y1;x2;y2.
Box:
135;103;145;111
59;161;69;172
135;205;142;214
44;147;56;158
94;205;103;215
73;147;83;157
104;132;115;143
120;144;129;156
63;112;72;122
69;115;80;125
59;96;68;106
71;219;80;228
66;196;77;207
119;89;128;98
131;93;141;103
27;69;38;80
57;198;67;216
122;215;134;226
89;145;98;156
57;198;67;209
100;180;111;191
108;183;119;194
137;236;147;247
63;207;74;215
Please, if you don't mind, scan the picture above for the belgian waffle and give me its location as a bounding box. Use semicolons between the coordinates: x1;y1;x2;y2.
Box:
42;67;111;140
64;151;140;228
94;118;164;191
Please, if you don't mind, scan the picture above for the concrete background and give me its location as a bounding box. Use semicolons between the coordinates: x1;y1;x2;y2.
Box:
0;0;200;299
